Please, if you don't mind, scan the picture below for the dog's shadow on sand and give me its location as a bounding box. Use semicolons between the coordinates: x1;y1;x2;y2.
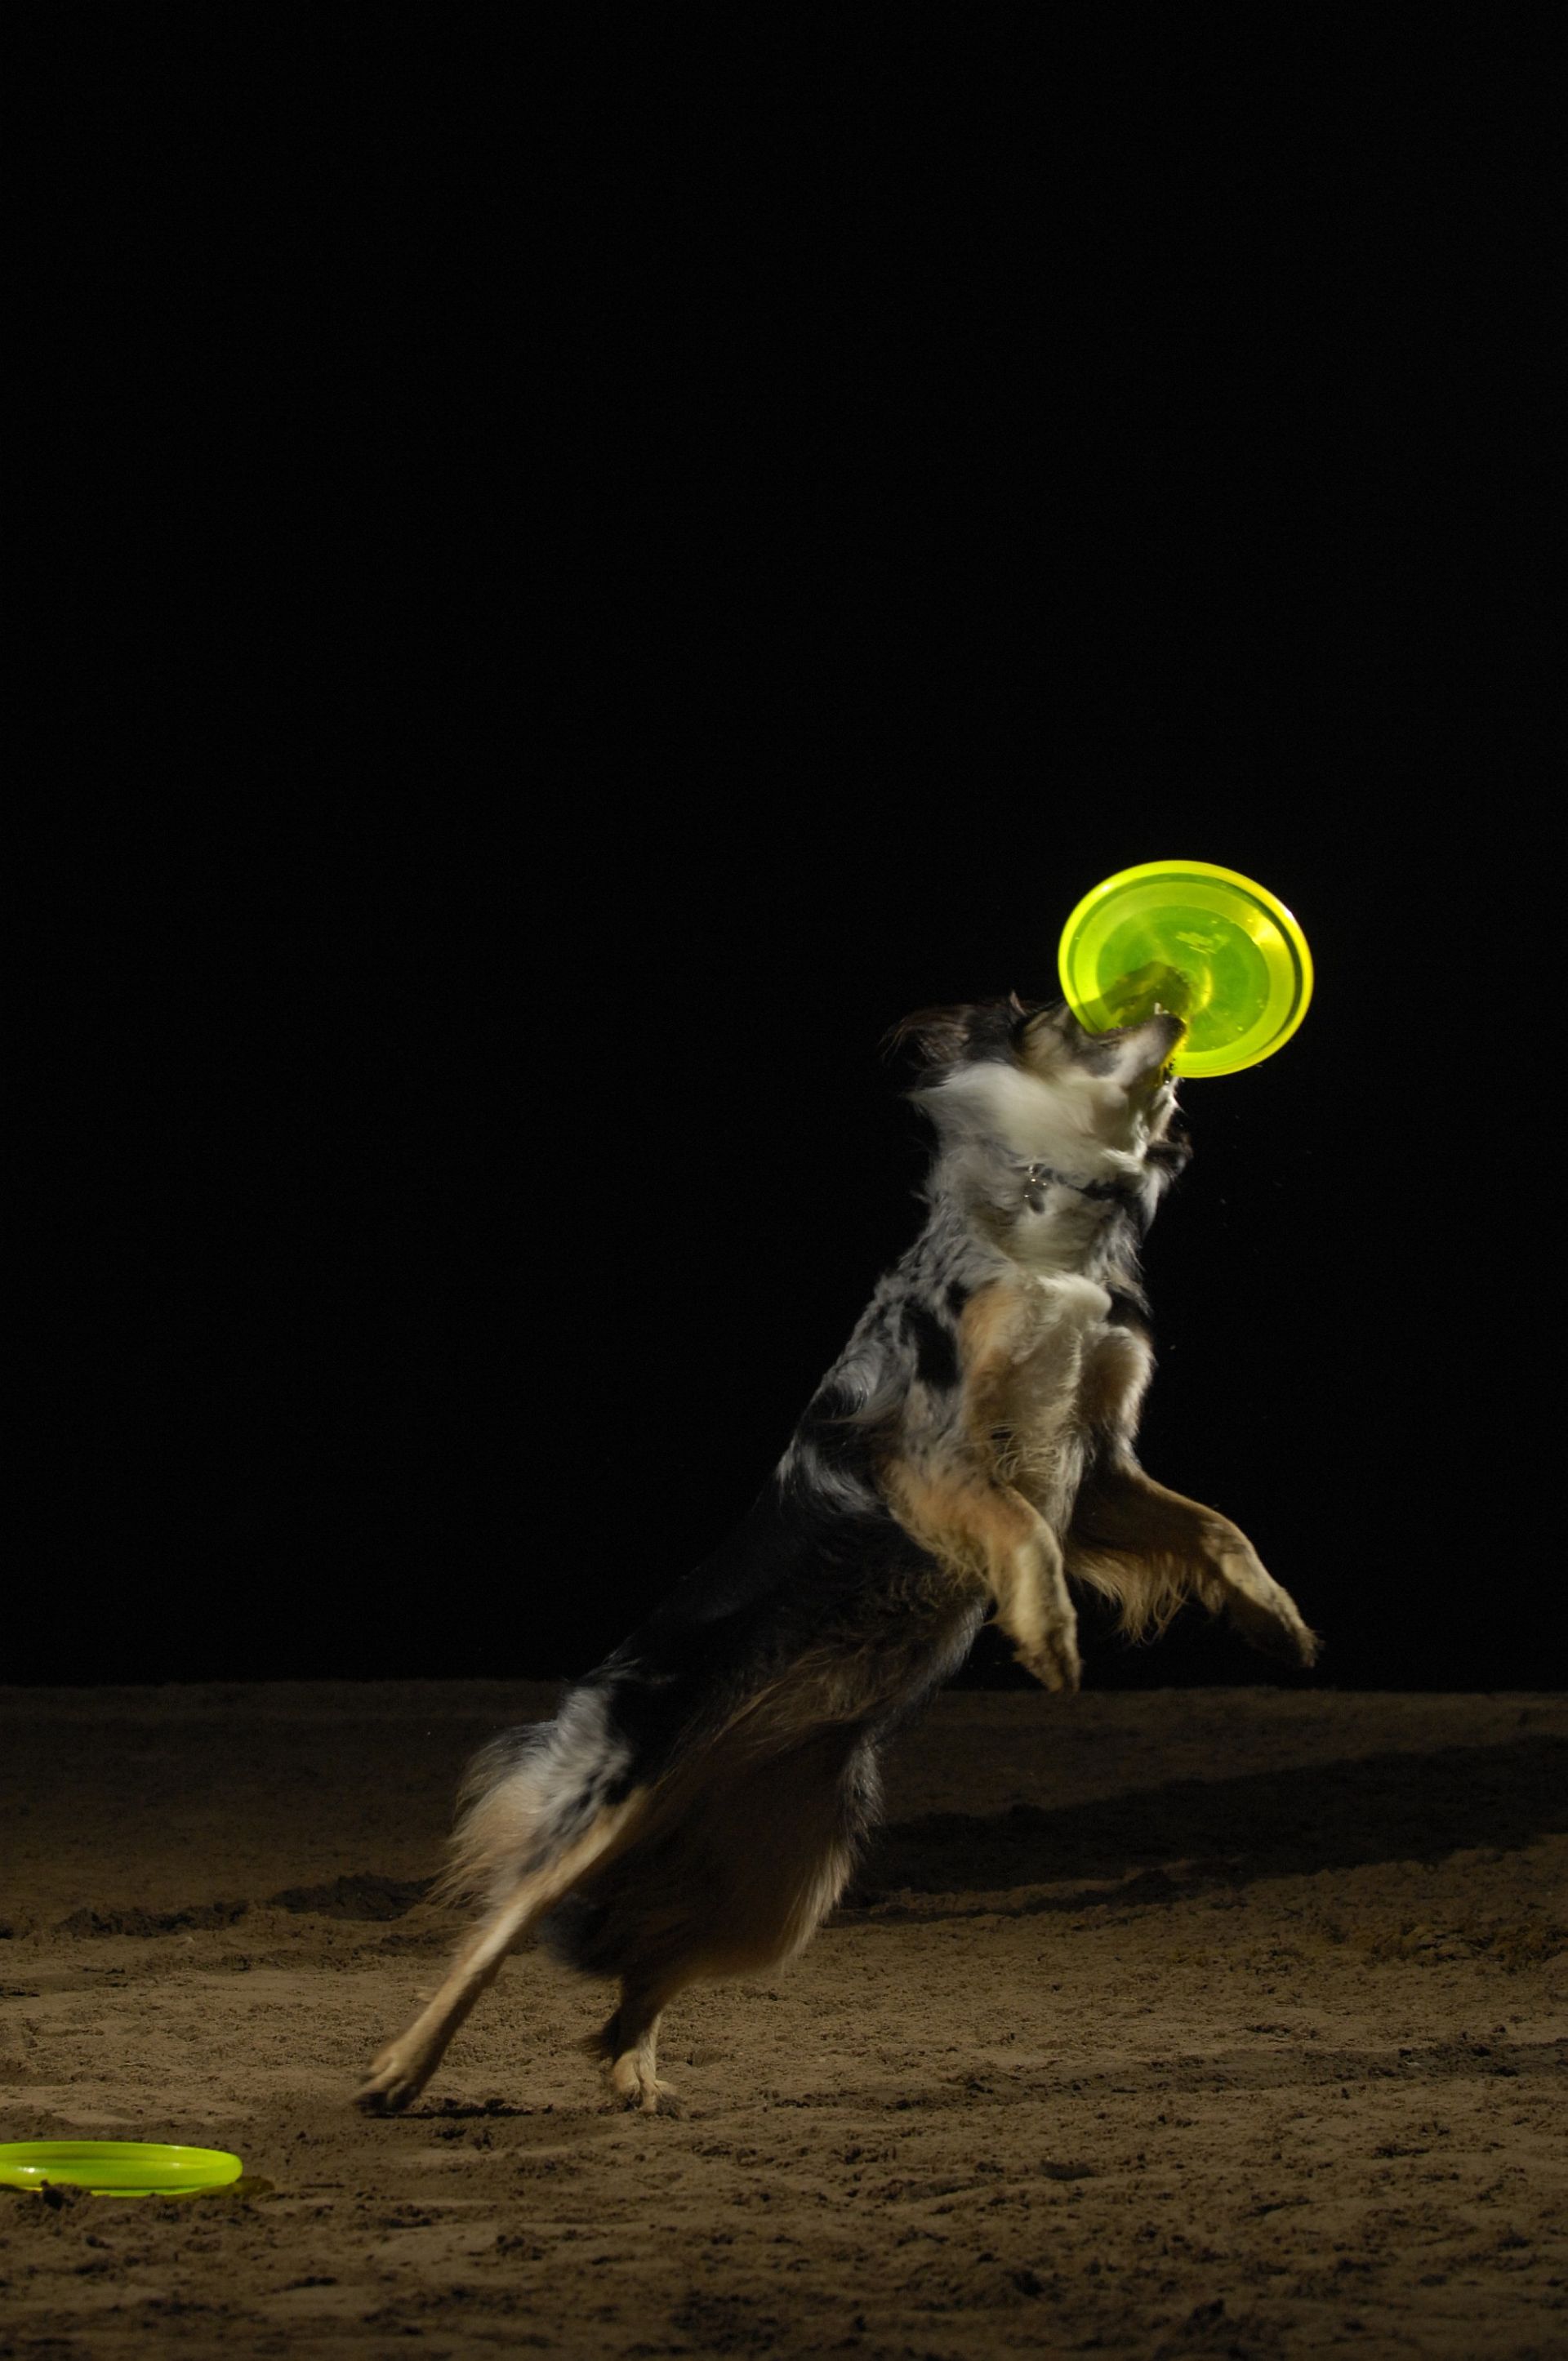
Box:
848;1736;1566;1910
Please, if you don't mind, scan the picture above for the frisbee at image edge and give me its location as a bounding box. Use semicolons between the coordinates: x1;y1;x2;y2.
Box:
0;2141;244;2198
1058;860;1313;1078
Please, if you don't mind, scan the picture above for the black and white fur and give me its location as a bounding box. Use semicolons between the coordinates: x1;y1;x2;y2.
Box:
357;996;1317;2116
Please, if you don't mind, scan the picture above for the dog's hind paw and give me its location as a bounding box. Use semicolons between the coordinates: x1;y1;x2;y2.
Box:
354;2045;430;2115
608;2055;682;2116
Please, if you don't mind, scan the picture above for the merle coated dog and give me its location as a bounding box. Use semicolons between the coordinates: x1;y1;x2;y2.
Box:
357;996;1316;2115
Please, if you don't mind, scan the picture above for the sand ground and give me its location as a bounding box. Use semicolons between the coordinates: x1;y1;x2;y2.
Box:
0;1682;1563;2359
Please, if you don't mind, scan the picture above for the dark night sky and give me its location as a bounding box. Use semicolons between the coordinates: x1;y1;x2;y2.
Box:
18;16;1552;1691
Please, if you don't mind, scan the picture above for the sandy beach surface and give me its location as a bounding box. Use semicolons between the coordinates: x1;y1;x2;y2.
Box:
1;1682;1563;2358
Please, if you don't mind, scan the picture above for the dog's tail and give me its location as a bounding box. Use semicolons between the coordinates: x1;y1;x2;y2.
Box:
430;1684;636;1913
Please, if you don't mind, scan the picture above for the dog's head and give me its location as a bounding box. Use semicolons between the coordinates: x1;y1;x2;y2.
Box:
886;993;1187;1171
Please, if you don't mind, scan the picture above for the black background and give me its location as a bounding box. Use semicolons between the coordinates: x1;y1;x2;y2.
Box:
19;15;1552;1690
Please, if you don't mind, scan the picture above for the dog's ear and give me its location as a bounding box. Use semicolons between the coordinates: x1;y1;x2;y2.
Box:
1013;999;1075;1055
881;1004;975;1074
884;993;1047;1077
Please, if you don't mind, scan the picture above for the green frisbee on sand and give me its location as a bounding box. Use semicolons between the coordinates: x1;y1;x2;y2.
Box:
0;2141;244;2198
1058;860;1313;1078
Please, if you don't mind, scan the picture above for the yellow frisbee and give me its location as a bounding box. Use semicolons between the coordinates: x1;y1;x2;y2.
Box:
1058;860;1313;1078
0;2140;244;2198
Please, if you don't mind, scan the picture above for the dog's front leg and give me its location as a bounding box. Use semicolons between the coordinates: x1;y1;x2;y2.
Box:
883;1460;1081;1692
1070;1457;1318;1667
987;1517;1081;1693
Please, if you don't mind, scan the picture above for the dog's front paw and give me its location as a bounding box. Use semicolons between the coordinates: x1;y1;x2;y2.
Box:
1223;1575;1320;1669
1016;1626;1082;1694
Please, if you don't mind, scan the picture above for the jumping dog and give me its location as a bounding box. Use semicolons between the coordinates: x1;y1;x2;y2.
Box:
357;996;1317;2115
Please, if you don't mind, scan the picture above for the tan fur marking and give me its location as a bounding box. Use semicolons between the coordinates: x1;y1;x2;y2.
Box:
1068;1459;1319;1664
881;1454;1036;1574
956;1281;1029;1450
1075;1323;1153;1438
881;1455;1080;1692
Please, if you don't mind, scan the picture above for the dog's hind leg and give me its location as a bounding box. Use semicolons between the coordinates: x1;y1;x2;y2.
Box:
355;1798;642;2114
583;1975;684;2116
